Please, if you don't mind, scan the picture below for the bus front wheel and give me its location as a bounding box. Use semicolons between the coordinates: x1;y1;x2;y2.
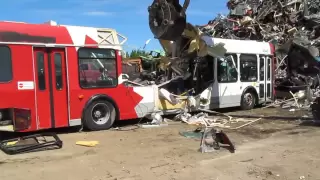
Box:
83;100;116;131
240;90;256;110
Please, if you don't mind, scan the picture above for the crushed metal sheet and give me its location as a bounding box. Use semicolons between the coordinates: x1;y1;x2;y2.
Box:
174;109;262;130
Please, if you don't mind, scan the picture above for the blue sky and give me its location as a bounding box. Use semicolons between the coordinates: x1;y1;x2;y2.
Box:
0;0;228;52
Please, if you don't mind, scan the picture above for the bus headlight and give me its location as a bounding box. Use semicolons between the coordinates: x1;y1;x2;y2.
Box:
0;111;2;120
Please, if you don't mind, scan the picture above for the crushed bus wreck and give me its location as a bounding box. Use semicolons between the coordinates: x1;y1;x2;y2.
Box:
126;37;275;112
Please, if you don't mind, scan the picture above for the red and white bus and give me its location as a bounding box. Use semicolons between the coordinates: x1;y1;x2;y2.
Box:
0;21;158;132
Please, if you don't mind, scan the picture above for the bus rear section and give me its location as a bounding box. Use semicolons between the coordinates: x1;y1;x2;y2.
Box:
0;44;39;132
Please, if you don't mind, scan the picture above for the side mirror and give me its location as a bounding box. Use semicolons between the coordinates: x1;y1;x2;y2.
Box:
122;74;129;80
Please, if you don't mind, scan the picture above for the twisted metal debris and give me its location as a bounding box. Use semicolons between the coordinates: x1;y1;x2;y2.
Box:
200;0;320;44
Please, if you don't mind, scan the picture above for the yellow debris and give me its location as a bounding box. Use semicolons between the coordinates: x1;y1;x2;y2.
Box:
6;141;18;146
76;141;99;147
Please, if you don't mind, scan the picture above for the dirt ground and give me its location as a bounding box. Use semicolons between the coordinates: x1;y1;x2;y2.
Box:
0;107;320;180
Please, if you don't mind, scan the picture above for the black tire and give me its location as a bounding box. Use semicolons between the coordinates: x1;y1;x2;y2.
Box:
240;90;256;110
83;100;116;131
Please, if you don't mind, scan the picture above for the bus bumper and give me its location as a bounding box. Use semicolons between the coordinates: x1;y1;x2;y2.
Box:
0;125;14;132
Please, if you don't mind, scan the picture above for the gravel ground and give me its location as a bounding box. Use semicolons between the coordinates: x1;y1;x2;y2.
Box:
0;107;319;180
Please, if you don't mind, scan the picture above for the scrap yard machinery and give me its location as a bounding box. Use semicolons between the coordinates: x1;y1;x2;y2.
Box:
147;0;228;95
147;0;237;152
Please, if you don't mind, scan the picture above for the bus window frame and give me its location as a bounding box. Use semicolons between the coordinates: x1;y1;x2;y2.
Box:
0;45;13;83
217;53;238;83
239;54;258;82
77;47;118;89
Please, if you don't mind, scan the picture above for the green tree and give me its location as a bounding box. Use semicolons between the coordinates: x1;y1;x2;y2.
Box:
129;49;149;58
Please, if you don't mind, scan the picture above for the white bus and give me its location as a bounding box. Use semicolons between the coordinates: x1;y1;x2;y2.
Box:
123;37;276;115
200;37;275;110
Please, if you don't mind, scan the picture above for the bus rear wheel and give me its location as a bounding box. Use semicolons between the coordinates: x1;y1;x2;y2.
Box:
240;91;256;110
83;100;116;131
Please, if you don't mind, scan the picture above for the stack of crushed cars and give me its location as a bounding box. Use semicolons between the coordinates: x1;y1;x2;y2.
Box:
198;0;320;118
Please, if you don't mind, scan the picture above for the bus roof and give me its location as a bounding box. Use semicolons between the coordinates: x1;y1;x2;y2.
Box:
0;21;127;50
202;36;273;55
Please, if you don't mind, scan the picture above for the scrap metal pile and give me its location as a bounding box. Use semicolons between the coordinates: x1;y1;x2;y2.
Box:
199;0;320;103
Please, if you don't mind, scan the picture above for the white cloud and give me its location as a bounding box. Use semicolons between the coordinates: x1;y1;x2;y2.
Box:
83;11;114;16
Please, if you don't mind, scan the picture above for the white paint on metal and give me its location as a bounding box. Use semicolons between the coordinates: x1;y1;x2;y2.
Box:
133;86;156;104
202;36;272;55
69;119;82;126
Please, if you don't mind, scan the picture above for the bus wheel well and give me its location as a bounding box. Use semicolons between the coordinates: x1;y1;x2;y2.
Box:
82;94;120;123
243;87;258;105
240;87;258;110
95;97;119;120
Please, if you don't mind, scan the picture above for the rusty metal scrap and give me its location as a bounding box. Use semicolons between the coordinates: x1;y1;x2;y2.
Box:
200;0;320;43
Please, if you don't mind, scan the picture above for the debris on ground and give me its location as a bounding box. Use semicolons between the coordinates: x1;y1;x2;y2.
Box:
262;90;310;109
179;129;203;140
0;133;63;155
75;141;99;147
140;124;169;128
179;123;236;153
174;108;243;153
174;109;262;130
200;128;235;153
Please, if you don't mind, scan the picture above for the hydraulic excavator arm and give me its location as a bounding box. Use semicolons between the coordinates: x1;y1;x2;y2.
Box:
148;0;190;41
147;1;235;153
147;0;212;93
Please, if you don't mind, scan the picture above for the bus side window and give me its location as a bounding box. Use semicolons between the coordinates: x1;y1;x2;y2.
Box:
267;56;271;81
260;57;264;81
240;54;257;82
37;52;46;90
54;53;63;90
78;48;118;88
0;46;12;82
217;54;237;82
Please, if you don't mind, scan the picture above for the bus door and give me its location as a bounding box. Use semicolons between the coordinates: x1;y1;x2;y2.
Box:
258;56;272;102
258;56;267;102
239;54;259;105
266;56;272;101
33;47;69;129
217;54;241;107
